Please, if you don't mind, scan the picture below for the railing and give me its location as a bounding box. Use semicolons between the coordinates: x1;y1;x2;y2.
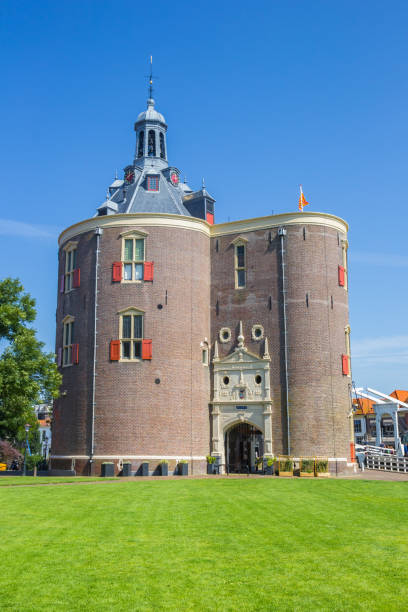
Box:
366;454;408;473
355;444;395;456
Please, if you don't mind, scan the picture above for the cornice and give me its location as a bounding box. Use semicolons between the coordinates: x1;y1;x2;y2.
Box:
58;210;348;247
210;211;348;237
58;213;210;247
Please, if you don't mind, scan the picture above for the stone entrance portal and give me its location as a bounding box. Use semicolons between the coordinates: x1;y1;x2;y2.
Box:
226;422;264;473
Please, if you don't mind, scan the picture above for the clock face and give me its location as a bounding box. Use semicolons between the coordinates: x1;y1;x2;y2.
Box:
125;170;135;184
170;172;179;186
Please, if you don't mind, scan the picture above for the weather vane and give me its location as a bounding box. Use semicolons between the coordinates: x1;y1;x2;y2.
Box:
147;55;158;99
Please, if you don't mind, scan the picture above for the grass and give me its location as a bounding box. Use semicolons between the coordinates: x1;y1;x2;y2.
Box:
0;476;115;486
1;478;408;611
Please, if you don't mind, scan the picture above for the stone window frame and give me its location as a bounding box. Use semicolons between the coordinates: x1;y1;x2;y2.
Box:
344;324;351;378
230;236;248;290
120;229;149;284
63;241;78;293
251;324;264;342
201;339;209;366
118;307;145;362
62;315;75;367
341;239;348;291
219;327;232;343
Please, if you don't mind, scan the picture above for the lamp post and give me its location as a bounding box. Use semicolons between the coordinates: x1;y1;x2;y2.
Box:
23;423;31;476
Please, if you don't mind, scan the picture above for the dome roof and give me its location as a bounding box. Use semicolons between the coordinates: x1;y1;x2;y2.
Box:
136;98;166;125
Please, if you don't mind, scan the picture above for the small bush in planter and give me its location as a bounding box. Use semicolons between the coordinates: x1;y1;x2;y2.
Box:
315;459;330;477
101;462;114;477
300;459;315;477
264;456;276;475
278;458;293;476
178;460;188;476
206;455;216;474
160;460;168;476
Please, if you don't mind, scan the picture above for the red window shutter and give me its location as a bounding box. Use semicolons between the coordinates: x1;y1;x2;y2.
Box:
110;340;120;361
60;275;65;293
73;268;80;288
57;348;62;367
342;354;349;375
142;339;152;360
338;265;345;287
144;261;154;281
112;262;122;282
206;212;214;225
72;343;79;364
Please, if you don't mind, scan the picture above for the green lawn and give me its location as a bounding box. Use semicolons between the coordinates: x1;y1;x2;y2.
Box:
0;476;115;486
1;479;407;611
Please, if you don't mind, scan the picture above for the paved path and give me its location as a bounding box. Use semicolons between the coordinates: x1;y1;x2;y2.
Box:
2;469;408;487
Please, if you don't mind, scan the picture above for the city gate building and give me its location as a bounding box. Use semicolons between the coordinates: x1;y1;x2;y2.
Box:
51;94;353;475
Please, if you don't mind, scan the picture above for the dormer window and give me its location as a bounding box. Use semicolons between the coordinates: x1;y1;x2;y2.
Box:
147;175;159;191
148;130;156;156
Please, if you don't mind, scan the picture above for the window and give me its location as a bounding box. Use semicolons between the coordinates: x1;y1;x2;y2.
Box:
120;311;144;360
62;317;76;366
235;243;246;288
341;239;348;290
159;132;165;159
219;327;231;343
122;237;145;281
251;324;264;341
147;175;159;191
63;242;79;293
148;130;156;156
201;341;209;366
354;420;362;433
342;325;351;376
138;130;144;157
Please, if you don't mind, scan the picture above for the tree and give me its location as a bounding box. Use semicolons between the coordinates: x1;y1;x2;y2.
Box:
0;278;61;445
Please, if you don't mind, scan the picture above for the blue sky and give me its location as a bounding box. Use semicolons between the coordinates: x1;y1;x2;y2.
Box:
1;0;407;392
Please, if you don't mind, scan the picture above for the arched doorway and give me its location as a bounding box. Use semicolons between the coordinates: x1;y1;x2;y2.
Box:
225;422;264;473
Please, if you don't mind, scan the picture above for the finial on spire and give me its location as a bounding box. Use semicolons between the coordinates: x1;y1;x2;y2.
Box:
202;177;206;190
148;55;154;99
237;321;244;348
106;188;110;201
114;169;118;180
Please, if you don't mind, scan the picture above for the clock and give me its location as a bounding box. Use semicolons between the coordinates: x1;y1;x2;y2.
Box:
125;170;135;184
170;172;179;186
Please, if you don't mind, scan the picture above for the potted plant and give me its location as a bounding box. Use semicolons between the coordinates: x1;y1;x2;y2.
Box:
315;459;330;478
101;462;114;477
160;460;168;476
122;461;132;477
178;460;188;476
300;458;315;477
264;456;276;475
206;455;216;474
141;461;149;476
278;457;293;477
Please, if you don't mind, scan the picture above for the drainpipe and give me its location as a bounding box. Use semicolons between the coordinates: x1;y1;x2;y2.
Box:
278;227;290;455
90;227;103;474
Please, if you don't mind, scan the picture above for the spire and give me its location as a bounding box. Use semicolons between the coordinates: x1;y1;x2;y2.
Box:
148;55;154;100
263;337;270;360
237;321;244;348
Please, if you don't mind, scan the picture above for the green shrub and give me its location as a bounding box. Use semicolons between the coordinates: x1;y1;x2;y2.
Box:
122;461;132;465
301;459;315;473
266;457;276;467
160;459;168;464
179;460;188;464
280;459;293;472
206;456;216;464
315;460;329;473
26;454;43;470
102;462;114;465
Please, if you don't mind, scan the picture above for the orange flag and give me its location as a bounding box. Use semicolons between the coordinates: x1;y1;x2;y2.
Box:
298;185;309;211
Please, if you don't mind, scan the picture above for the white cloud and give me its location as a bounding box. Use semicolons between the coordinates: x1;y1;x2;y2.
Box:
352;335;408;364
0;219;59;239
351;252;408;268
